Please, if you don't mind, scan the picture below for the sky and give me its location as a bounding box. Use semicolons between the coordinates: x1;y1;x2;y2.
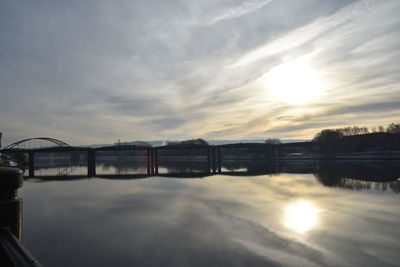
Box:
1;0;399;146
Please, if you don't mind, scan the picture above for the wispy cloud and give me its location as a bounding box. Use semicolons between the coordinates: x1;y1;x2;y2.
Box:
230;0;395;68
202;0;274;25
1;0;399;145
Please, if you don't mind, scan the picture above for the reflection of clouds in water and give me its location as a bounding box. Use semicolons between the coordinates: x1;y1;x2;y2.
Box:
234;239;321;267
201;204;325;267
22;174;400;267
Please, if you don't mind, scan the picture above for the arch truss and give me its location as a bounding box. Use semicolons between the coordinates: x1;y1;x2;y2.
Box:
2;137;71;150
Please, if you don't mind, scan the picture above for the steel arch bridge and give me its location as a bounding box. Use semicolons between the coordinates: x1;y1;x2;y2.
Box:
2;137;71;150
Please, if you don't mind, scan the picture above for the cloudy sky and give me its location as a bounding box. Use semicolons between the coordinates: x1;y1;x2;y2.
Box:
1;0;399;146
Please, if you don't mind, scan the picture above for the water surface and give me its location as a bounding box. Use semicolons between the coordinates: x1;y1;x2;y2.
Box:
20;162;400;267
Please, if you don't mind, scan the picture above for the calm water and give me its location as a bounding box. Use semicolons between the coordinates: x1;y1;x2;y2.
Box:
18;161;400;267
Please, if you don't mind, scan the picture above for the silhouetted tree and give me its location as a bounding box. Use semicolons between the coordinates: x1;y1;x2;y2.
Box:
115;141;152;147
386;123;400;134
312;129;343;152
338;126;369;136
167;139;208;146
313;123;400;153
265;138;281;145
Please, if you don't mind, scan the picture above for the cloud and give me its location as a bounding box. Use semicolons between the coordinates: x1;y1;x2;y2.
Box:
1;0;400;145
103;93;176;117
200;0;274;25
265;122;335;135
328;99;400;116
229;0;392;68
145;118;187;131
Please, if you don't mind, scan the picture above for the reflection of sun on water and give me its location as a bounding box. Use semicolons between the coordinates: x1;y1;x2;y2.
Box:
283;200;320;234
260;56;326;105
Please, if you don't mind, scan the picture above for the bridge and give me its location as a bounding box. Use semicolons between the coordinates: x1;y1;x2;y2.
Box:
0;137;312;178
2;137;71;150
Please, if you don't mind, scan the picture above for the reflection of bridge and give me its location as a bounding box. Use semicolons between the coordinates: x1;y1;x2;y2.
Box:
19;160;400;194
0;137;312;177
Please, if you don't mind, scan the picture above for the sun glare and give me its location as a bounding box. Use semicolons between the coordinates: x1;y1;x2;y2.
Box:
262;57;325;105
283;200;320;234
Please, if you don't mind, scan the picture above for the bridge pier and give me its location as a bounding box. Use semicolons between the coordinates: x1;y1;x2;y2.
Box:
206;147;222;174
217;147;222;173
151;150;155;175
87;150;96;177
28;152;35;178
154;150;159;175
207;148;211;174
212;147;216;173
147;148;153;175
146;149;157;175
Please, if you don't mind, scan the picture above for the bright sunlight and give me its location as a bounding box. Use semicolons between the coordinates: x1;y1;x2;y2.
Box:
262;56;326;105
283;200;320;234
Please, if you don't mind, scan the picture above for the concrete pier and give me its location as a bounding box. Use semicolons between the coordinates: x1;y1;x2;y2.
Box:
28;152;35;178
217;148;222;173
154;150;159;174
87;150;96;177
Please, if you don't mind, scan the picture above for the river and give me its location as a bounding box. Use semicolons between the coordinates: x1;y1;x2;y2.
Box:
18;160;400;267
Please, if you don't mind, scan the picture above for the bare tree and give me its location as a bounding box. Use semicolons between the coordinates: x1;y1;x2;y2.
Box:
265;138;281;145
386;123;400;134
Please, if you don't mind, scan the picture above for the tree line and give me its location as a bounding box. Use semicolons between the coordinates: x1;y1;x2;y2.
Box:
312;122;400;152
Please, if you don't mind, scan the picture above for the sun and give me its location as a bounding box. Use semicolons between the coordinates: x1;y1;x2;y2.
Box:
261;56;325;105
283;200;320;234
